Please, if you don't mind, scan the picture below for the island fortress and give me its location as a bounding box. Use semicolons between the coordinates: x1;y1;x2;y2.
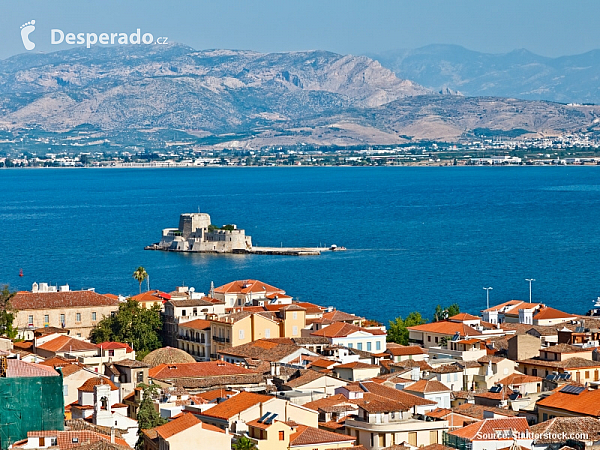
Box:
147;212;345;255
158;213;252;253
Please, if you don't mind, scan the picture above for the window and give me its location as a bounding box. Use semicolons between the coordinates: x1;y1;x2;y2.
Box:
293;312;297;320
28;315;33;326
182;310;186;316
348;343;353;348
92;312;97;321
430;430;439;444
357;343;363;350
292;326;298;335
367;342;372;351
408;432;417;447
44;314;49;324
265;329;271;338
76;313;81;322
60;314;65;325
279;431;285;441
428;336;431;342
435;336;439;343
63;385;69;396
586;371;590;379
137;371;144;383
239;329;245;340
376;341;381;351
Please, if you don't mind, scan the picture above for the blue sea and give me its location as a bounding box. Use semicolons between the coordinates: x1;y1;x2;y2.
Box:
1;166;600;324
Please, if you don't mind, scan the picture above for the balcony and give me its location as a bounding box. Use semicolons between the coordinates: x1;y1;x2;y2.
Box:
212;336;230;343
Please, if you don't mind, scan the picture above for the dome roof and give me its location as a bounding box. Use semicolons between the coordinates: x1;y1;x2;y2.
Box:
142;346;195;368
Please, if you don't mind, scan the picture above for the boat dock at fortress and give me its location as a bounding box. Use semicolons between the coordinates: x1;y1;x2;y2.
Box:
145;213;345;256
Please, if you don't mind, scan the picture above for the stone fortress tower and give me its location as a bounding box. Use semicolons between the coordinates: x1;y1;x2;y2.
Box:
158;213;252;253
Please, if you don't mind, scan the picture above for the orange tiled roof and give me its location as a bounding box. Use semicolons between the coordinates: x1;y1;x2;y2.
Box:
533;306;577;321
481;300;524;313
95;342;134;352
386;345;426;356
498;373;542;385
449;417;530;440
11;290;120;310
78;377;118;392
200;391;273;420
406;321;482;336
334;361;380;370
322;310;363;322
404;379;451;393
504;303;543;316
311;321;385;338
289;424;355;446
131;290;171;302
449;313;481;321
27;430;129;449
536;387;600;416
36;335;98;353
179;319;212;330
354;380;436;409
213;279;285;295
154;412;224;439
149;361;256;380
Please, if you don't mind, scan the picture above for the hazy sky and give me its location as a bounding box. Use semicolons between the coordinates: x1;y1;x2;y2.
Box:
1;0;599;60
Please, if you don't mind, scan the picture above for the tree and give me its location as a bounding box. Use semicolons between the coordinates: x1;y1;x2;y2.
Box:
89;299;163;360
387;311;426;345
232;436;258;450
135;384;166;450
132;267;148;294
433;303;460;322
0;286;17;339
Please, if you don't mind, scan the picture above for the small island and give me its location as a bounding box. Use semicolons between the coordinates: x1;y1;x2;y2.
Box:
145;212;345;256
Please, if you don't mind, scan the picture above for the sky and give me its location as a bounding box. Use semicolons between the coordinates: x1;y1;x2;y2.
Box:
1;0;600;60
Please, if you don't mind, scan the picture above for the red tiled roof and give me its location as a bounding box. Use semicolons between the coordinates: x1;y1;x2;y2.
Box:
533;307;577;321
482;300;524;313
504;303;543;316
194;388;236;402
27;430;129;449
334;361;380;370
37;335;98;353
95;342;133;353
289;424;355;446
407;321;482;336
498;373;542;385
386;345;426;356
149;361;256;380
78;377;119;392
449;417;530;440
131;290;171;302
179;319;212;330
322;310;363;322
536;387;600;416
153;412;223;439
449;313;481;321
11;291;120;310
214;280;285;295
200;391;273;420
404;379;451;393
311;321;385;338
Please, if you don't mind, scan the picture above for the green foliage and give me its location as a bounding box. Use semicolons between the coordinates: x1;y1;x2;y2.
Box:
208;224;235;232
433;303;460;322
0;285;18;339
135;384;166;450
232;436;258;450
387;311;426;345
89;299;163;360
132;266;148;294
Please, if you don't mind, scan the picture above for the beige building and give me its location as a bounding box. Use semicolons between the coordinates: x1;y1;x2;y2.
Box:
11;285;120;339
143;411;230;450
212;279;287;308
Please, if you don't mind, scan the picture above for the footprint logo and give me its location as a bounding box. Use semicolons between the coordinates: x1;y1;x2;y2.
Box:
20;20;36;51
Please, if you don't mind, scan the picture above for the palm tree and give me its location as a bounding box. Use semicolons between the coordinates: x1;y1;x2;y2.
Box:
132;267;148;294
232;436;257;450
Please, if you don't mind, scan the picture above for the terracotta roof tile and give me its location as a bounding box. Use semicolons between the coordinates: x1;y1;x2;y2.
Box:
449;417;530;440
149;361;256;380
78;377;119;392
200;391;273;420
533;307;577;321
11;291;119;310
289;424;355;446
449;313;481;321
131;290;171;302
530;417;600;444
153;413;223;439
404;379;451;393
214;279;285;295
179;319;212;330
6;360;59;377
334;361;380;370
95;342;134;353
407;321;482;336
37;335;99;353
536;387;600;416
386;345;426;356
310;322;385;338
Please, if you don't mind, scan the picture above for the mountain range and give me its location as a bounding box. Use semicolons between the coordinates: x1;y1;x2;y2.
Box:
371;44;600;104
1;43;600;149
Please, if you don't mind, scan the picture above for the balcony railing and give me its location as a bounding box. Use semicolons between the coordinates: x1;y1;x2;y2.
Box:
212;336;229;343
